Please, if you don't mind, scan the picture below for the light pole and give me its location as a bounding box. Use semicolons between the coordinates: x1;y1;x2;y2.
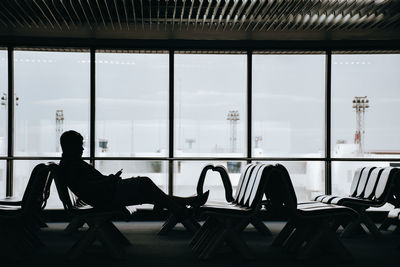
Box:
55;109;64;152
352;96;369;155
227;110;239;153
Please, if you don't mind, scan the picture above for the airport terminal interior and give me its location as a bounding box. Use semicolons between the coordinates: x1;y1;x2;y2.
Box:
0;0;399;266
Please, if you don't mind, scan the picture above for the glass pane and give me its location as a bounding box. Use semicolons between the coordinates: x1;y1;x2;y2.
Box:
255;161;325;202
331;161;395;211
96;53;168;156
332;54;400;158
14;50;90;156
96;160;168;209
0;50;7;155
173;161;247;202
252;55;325;157
13;160;63;209
175;54;246;156
0;160;6;198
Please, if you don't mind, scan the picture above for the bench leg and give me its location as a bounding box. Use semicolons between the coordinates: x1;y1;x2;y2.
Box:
250;216;272;236
359;212;381;239
103;221;131;246
341;221;366;238
379;217;394;231
272;221;295;247
67;225;97;260
64;217;86;233
158;214;178;235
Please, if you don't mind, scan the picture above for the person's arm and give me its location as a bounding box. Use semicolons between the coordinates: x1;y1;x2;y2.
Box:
78;161;120;188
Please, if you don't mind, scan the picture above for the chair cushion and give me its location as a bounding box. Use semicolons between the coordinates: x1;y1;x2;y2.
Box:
200;203;253;217
330;196;376;206
297;203;357;218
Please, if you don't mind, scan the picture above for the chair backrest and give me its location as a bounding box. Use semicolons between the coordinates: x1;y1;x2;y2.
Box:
234;163;256;204
245;164;275;209
22;163;54;214
235;164;260;205
355;166;376;197
265;164;297;217
349;167;364;197
363;167;384;199
50;163;75;211
196;164;234;202
374;167;399;201
264;164;298;218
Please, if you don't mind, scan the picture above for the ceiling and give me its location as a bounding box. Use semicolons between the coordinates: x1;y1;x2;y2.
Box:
0;0;399;43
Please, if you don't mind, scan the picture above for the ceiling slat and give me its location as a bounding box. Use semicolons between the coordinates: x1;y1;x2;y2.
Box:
0;0;397;36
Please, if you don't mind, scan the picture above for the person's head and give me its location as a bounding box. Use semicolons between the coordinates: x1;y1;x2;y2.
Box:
60;130;84;158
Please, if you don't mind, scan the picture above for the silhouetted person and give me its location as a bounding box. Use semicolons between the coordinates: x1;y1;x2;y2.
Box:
59;130;208;218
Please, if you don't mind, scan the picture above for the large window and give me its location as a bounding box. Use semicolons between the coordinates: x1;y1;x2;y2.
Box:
174;53;247;157
1;48;398;210
252;54;325;157
332;54;400;158
96;52;169;157
14;50;90;156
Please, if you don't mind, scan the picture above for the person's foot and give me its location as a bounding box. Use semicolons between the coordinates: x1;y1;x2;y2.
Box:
189;190;209;208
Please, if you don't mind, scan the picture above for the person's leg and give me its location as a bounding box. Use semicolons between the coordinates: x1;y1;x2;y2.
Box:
113;177;207;213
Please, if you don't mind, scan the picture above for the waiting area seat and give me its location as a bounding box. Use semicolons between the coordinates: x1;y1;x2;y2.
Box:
159;163;271;236
314;166;400;238
0;163;53;259
190;163;275;259
49;163;135;261
269;164;358;261
158;164;224;236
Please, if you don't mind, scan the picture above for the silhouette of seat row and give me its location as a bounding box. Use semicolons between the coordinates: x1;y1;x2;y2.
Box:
0;163;53;260
269;164;358;261
49;163;135;261
158;164;233;236
190;163;275;259
314;166;400;238
159;163;272;236
190;163;359;261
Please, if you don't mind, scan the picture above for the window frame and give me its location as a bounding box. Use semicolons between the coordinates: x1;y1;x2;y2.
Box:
0;45;399;204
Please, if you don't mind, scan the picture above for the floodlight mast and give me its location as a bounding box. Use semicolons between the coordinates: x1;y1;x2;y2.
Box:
56;109;64;152
352;96;369;155
227;110;239;153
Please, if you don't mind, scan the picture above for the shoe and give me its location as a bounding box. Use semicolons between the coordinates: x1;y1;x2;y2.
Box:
189;190;210;208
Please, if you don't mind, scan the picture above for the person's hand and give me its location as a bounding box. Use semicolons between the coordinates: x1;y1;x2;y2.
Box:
115;169;123;177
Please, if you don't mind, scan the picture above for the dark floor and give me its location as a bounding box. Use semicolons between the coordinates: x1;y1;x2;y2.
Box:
3;221;400;267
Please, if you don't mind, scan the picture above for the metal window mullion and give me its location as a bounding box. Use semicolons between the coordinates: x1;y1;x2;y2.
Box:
325;50;332;195
90;47;96;166
168;50;174;196
247;50;252;164
6;46;14;196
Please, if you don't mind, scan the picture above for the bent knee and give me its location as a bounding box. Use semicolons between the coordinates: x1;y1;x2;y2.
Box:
139;176;153;185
